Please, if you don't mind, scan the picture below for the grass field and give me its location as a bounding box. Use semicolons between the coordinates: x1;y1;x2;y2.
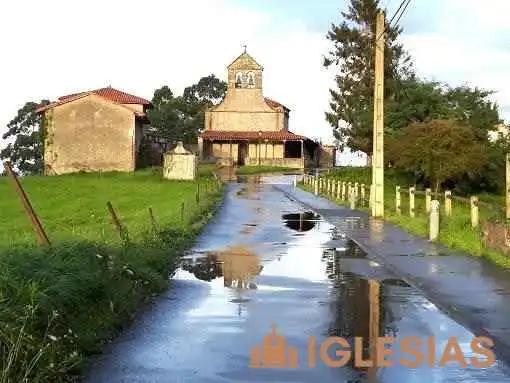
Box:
0;166;223;382
302;167;510;268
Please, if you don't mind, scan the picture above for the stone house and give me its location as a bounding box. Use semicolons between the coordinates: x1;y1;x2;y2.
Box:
36;87;152;175
199;50;319;168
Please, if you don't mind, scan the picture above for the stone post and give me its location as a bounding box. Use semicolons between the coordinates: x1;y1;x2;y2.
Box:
349;189;356;210
336;180;341;199
471;196;479;228
314;176;319;196
354;182;359;199
425;188;432;213
444;191;452;216
348;182;352;200
409;187;415;218
395;186;401;215
429;200;440;241
361;184;366;206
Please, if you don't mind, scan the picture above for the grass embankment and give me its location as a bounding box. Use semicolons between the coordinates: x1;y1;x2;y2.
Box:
0;166;224;382
301;167;510;268
235;165;300;175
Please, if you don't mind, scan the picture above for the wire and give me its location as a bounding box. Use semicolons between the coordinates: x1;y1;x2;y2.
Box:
376;0;411;42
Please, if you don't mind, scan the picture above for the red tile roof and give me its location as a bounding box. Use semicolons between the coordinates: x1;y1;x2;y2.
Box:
200;130;308;141
35;87;150;116
59;87;151;105
264;97;289;111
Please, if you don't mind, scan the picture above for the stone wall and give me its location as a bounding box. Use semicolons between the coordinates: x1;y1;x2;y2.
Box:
44;95;136;175
483;221;510;256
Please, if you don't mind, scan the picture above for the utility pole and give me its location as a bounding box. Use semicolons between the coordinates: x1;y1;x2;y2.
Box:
372;11;385;218
507;151;510;220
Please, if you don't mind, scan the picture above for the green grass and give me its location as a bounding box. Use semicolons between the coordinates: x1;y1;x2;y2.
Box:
0;166;224;382
235;165;300;175
301;167;510;268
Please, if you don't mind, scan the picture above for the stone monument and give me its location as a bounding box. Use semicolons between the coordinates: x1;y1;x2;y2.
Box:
163;141;197;180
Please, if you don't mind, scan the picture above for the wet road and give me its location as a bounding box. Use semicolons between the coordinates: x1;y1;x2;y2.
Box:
85;175;510;382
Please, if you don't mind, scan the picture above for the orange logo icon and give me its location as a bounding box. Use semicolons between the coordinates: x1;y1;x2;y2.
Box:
250;324;299;369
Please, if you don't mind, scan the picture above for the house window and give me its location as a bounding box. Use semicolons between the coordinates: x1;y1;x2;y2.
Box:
247;72;255;88
235;72;243;88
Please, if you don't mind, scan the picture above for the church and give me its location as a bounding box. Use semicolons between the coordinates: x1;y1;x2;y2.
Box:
198;49;325;168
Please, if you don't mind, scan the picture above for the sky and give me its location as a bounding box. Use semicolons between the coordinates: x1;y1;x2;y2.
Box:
1;0;509;157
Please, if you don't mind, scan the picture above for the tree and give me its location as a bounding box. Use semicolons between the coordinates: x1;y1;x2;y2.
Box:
147;75;227;144
324;0;413;158
388;119;488;193
0;100;50;175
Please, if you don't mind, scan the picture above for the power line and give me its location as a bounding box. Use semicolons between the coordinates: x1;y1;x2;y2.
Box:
393;0;412;27
376;0;412;42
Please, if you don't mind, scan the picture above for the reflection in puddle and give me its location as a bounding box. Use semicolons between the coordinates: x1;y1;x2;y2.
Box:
321;244;403;380
282;211;321;232
181;246;263;289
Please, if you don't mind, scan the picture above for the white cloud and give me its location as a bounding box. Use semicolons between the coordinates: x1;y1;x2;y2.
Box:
0;0;336;150
400;0;510;122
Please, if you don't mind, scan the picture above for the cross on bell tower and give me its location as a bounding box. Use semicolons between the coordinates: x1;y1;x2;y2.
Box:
242;44;247;53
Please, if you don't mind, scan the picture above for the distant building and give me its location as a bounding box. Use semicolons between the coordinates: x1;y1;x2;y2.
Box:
336;147;368;167
198;50;320;168
36;87;153;175
488;123;508;142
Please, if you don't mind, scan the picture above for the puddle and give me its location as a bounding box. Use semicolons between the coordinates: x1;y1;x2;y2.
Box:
180;245;263;289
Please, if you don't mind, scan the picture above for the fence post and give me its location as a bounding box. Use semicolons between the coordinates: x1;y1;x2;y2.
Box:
336;180;341;199
471;196;479;228
4;161;51;247
395;186;401;215
425;188;432;213
361;184;366;207
409;187;415;218
342;182;347;200
354;182;359;199
429;200;440;241
314;176;319;196
349;189;356;210
348;182;352;200
106;201;127;240
445;191;452;216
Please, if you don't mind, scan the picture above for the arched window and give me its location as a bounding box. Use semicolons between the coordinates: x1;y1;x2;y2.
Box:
247;72;255;88
235;72;243;88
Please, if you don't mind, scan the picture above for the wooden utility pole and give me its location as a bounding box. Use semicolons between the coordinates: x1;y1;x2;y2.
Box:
506;152;510;220
372;11;385;218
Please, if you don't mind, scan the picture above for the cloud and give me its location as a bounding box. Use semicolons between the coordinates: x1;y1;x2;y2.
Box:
0;0;336;149
396;0;510;122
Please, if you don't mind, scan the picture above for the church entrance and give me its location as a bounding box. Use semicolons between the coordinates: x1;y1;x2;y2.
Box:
238;142;248;165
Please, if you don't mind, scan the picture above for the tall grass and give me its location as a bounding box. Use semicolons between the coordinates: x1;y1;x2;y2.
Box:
0;167;224;382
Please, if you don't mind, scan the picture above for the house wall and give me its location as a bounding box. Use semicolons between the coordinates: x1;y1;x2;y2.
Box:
44;95;135;175
122;103;144;113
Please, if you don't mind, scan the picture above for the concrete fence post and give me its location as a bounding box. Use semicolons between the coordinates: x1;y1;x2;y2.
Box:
293;175;297;188
336;180;341;199
444;191;452;216
350;189;356;210
409;187;415;218
348;182;352;200
395;185;401;215
425;188;432;213
314;176;319;196
342;182;347;200
471;196;479;228
429;200;440;241
361;184;366;207
328;179;333;195
354;182;359;199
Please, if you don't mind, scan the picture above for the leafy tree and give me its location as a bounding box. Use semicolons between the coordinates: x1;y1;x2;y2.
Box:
147;75;227;144
324;0;413;158
0;100;50;175
388;119;488;193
